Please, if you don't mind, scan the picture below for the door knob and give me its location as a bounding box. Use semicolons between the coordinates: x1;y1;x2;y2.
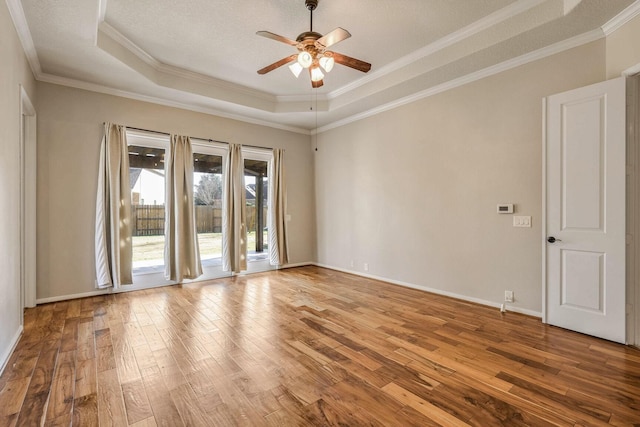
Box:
547;236;562;243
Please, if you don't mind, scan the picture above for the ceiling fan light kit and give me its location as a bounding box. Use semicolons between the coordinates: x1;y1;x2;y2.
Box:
257;0;371;88
288;62;304;78
297;51;314;69
310;67;324;82
319;56;334;72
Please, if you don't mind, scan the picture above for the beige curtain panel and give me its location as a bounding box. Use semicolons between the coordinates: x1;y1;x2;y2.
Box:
164;135;203;282
269;148;289;266
95;122;133;289
222;143;247;273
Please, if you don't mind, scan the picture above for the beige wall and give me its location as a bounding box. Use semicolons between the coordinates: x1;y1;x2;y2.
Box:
0;1;36;369
606;13;640;78
315;41;606;314
35;82;315;299
9;6;637;364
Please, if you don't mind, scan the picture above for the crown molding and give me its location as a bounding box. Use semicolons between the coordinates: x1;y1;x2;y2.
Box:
5;0;42;77
316;28;604;134
97;0;107;22
327;0;549;100
623;62;640;77
602;0;640;36
98;22;275;103
37;73;310;135
98;0;556;112
36;26;604;137
95;0;550;109
276;93;328;104
7;0;625;135
95;0;107;45
98;22;157;68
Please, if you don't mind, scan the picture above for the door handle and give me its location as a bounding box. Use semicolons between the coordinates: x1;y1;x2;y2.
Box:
547;236;562;243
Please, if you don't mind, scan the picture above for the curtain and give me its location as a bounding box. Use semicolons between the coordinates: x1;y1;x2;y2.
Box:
95;122;132;288
269;148;289;266
164;135;202;281
222;143;247;273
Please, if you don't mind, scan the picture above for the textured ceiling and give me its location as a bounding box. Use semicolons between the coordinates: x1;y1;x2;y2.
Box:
104;0;515;94
15;0;637;132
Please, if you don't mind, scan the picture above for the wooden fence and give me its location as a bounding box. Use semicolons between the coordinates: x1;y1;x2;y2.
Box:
246;206;268;234
132;204;266;236
132;205;165;236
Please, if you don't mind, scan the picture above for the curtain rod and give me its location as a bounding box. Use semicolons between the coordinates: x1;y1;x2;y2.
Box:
106;123;271;151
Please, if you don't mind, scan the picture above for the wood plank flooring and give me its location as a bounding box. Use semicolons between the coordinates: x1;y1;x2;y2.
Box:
1;266;639;426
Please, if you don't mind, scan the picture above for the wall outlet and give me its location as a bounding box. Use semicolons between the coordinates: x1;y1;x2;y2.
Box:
363;263;369;271
349;260;354;268
504;290;514;302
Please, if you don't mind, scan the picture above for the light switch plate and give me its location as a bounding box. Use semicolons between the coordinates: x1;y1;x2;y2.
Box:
513;216;531;227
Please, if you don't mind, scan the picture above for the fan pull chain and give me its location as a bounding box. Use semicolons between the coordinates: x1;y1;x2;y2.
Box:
314;88;318;151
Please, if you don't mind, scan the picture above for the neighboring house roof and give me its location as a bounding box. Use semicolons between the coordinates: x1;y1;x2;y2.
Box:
130;168;142;190
245;182;268;201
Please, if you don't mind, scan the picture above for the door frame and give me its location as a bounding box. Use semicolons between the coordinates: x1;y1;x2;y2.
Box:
541;96;548;325
20;85;37;313
625;72;640;347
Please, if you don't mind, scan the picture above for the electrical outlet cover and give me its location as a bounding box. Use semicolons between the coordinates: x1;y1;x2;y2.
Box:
504;290;514;302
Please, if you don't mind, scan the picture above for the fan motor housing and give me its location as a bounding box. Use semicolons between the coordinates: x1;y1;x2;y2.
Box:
296;31;322;43
296;31;324;57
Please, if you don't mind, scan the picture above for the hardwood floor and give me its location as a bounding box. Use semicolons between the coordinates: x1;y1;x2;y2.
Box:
1;266;639;426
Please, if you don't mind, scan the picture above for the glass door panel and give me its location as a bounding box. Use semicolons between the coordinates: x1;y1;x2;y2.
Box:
129;144;166;274
194;152;224;267
244;158;268;262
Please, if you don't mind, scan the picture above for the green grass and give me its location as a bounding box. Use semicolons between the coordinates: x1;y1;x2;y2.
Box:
132;231;267;263
131;234;166;262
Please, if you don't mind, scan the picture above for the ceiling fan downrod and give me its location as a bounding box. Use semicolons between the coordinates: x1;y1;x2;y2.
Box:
306;0;318;31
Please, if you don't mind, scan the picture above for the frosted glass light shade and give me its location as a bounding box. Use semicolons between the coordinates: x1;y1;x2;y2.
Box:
297;51;313;68
310;66;324;82
289;62;303;77
319;56;334;72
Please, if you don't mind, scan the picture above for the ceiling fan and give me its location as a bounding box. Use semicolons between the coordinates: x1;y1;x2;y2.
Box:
256;0;371;88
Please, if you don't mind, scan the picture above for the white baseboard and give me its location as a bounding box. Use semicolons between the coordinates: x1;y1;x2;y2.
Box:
0;326;24;377
34;262;541;319
279;261;314;269
312;263;542;318
35;262;316;304
36;280;186;304
36;289;110;304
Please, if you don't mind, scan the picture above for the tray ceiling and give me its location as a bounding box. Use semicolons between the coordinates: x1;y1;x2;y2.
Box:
10;0;637;133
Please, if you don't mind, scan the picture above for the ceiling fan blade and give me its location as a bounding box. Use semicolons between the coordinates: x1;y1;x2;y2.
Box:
331;52;371;73
256;31;298;46
257;54;298;75
316;27;351;48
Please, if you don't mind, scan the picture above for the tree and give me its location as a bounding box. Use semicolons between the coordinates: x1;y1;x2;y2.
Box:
194;174;222;205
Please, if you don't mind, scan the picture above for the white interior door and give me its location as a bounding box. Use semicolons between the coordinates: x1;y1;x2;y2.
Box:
544;77;626;343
